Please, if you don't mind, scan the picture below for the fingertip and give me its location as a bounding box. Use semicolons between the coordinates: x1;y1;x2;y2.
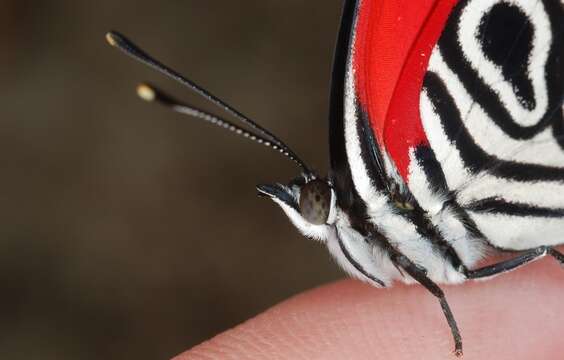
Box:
176;260;564;359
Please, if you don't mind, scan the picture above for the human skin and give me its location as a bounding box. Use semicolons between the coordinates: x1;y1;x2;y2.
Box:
175;259;564;360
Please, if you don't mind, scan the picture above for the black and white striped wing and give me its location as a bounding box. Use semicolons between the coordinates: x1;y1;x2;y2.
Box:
413;0;564;250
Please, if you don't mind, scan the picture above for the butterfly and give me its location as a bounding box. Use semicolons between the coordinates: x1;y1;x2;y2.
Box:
107;0;564;355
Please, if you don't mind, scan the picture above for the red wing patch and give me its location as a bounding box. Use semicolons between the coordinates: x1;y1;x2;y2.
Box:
353;0;458;181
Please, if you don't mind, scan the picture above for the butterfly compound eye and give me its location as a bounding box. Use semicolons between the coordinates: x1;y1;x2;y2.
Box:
299;180;332;225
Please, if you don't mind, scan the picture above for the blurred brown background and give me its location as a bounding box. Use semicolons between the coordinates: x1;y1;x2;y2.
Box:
0;1;345;359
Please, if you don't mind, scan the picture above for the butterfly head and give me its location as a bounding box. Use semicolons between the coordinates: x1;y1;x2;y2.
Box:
257;175;338;240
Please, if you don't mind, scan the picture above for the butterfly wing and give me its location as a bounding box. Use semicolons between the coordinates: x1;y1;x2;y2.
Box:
331;0;458;216
332;0;482;270
412;0;564;250
330;0;449;205
332;0;564;252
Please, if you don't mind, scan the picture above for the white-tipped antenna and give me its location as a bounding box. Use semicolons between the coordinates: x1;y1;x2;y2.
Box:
136;83;311;169
106;30;313;175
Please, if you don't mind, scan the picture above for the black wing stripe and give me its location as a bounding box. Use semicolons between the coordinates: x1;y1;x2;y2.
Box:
466;197;564;218
329;0;359;210
551;100;564;150
357;106;390;191
414;145;450;194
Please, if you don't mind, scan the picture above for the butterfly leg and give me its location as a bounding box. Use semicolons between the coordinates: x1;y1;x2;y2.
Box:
391;252;463;357
465;246;564;280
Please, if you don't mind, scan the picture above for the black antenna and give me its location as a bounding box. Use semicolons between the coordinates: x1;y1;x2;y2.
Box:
106;30;313;175
136;83;312;171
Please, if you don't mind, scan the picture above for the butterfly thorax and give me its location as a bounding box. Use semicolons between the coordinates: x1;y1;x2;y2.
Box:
257;171;475;287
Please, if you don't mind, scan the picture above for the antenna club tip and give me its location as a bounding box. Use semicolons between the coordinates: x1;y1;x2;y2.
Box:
105;31;119;47
137;83;156;102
